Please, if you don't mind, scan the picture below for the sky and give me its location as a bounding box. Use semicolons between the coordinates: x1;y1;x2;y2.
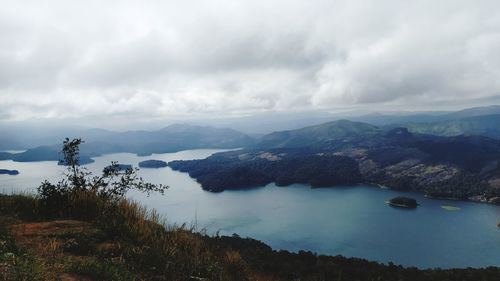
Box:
1;0;500;126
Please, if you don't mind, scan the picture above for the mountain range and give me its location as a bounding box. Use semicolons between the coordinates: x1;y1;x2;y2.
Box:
0;124;254;163
2;105;500;151
3;105;500;198
169;120;500;203
389;114;500;138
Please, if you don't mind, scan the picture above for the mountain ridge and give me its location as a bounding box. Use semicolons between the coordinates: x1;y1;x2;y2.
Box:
169;121;500;202
392;114;500;138
0;124;254;163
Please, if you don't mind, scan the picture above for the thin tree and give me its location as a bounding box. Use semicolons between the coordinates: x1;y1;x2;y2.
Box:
38;138;168;203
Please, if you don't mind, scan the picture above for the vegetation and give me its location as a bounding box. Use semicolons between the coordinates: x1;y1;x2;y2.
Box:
138;160;168;168
170;149;362;191
169;123;500;202
1;138;500;280
396;114;500;139
2;192;500;281
38;138;166;209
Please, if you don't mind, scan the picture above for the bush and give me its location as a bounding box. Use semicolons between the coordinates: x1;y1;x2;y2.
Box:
0;193;39;221
37;138;168;218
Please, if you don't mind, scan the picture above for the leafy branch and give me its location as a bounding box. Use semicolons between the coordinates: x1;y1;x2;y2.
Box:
38;138;168;205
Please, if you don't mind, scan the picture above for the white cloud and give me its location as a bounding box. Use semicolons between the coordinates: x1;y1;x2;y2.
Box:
1;0;500;123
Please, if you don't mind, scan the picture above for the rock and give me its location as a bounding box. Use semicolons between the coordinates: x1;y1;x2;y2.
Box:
487;197;500;205
0;169;19;175
138;160;167;168
387;196;418;208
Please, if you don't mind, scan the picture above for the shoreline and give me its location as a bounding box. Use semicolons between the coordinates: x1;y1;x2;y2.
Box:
1;192;498;273
4;149;500;207
369;182;500;206
302;181;500;207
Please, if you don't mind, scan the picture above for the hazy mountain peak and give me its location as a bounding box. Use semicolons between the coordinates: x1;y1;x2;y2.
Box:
160;123;204;132
443;105;500;119
258;120;380;148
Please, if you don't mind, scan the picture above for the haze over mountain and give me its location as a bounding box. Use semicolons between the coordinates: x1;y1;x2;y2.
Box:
169;120;500;203
4;105;500;152
2;1;500;278
257;120;381;148
350;105;500;125
392;114;500;139
0;124;254;163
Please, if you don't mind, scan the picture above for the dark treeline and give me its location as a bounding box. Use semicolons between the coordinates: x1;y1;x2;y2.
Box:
169;150;362;191
169;122;500;203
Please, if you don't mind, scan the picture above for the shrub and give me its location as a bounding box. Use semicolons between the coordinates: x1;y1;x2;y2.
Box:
37;138;168;218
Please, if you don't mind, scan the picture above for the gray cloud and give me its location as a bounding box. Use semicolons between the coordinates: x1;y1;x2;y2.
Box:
1;0;500;123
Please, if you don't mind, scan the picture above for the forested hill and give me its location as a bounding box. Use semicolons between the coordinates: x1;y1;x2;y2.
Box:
392;114;500;139
256;120;381;148
0;124;254;163
169;121;500;203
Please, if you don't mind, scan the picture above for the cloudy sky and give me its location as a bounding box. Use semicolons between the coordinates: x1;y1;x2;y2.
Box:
1;0;500;125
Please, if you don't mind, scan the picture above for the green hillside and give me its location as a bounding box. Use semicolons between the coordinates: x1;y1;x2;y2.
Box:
258;120;381;148
398;114;500;138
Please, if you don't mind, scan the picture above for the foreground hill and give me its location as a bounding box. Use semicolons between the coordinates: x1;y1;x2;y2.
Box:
1;194;499;280
0;124;254;162
2;138;499;280
169;121;500;202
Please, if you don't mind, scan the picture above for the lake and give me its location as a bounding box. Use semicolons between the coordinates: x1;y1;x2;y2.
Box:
1;149;499;269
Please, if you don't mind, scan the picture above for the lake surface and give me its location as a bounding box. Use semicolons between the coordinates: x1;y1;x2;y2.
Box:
1;149;499;269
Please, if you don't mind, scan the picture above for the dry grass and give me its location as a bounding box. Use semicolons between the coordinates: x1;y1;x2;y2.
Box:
0;193;254;280
3;192;498;281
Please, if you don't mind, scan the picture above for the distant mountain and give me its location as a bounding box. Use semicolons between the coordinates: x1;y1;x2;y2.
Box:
441;105;500;120
3;105;500;151
348;105;500;126
350;112;448;126
257;120;381;148
192;111;341;135
0;135;23;151
3;105;500;153
1;124;254;163
170;122;500;203
394;114;500;139
0;125;116;150
89;124;255;156
3;145;95;164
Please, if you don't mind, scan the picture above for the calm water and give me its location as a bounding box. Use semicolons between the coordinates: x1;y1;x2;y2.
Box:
1;149;499;269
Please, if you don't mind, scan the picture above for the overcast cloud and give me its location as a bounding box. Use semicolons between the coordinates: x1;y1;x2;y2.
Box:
1;0;500;123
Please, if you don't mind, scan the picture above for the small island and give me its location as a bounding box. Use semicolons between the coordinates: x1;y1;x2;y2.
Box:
0;169;19;175
387;196;418;208
138;159;168;168
58;156;95;166
104;164;133;172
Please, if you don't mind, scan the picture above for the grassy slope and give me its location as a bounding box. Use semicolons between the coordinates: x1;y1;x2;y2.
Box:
1;193;499;281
